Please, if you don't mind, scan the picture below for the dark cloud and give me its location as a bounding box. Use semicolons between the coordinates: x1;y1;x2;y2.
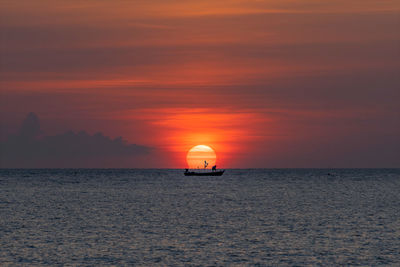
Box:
19;112;42;139
0;113;152;168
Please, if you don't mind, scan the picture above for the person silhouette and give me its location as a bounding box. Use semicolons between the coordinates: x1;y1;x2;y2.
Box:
204;160;209;169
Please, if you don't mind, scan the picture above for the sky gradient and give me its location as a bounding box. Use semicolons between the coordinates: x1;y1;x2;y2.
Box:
1;0;399;168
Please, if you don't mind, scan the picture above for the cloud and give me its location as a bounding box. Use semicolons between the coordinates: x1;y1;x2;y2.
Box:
0;112;152;168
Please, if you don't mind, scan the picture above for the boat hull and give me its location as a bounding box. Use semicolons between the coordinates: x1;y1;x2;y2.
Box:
184;170;225;176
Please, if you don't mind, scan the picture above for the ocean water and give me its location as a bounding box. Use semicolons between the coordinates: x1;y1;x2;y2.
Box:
0;169;399;266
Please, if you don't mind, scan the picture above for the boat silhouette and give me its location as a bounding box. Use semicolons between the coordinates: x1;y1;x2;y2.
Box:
184;161;225;176
184;169;225;176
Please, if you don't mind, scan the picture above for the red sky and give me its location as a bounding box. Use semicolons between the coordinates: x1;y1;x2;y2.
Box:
1;0;399;168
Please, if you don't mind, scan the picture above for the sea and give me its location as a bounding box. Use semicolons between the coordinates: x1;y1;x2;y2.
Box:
0;169;399;266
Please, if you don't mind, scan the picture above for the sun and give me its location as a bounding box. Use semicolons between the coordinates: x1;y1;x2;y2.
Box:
186;145;216;169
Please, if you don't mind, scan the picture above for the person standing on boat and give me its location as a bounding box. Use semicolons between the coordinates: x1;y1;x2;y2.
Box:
212;165;217;171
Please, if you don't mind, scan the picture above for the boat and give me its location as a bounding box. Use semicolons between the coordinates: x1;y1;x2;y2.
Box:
184;169;225;176
184;160;225;176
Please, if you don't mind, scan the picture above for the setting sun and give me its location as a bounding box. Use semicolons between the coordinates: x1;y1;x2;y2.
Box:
186;145;216;169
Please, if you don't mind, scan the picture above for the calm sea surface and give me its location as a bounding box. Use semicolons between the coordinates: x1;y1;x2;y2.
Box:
0;169;399;266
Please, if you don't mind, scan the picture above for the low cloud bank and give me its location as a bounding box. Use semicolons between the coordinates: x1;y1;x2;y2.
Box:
0;113;152;168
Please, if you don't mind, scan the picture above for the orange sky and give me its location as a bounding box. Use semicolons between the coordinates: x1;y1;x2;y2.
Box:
1;0;399;168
